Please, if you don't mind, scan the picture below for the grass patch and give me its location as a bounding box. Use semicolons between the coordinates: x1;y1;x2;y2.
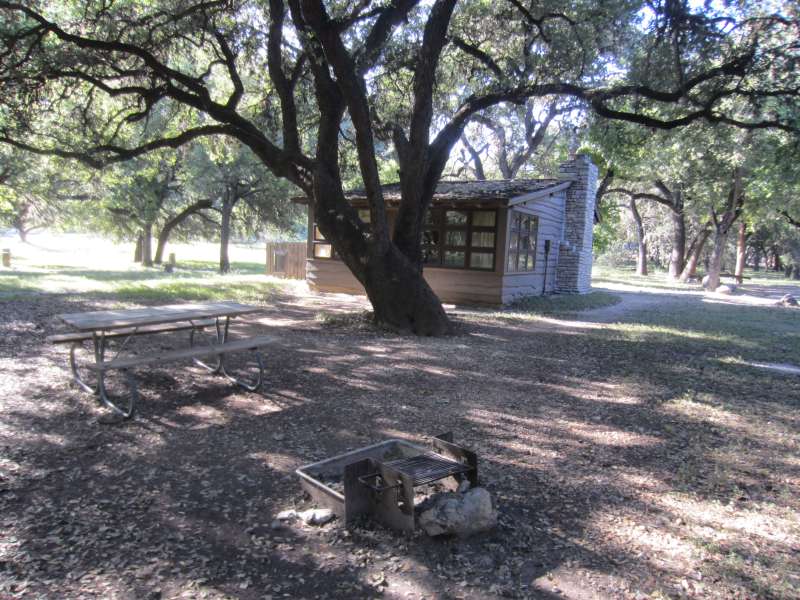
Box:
508;290;621;316
0;261;288;304
111;278;284;303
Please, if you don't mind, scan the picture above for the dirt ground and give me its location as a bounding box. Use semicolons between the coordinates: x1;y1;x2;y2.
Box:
1;282;799;599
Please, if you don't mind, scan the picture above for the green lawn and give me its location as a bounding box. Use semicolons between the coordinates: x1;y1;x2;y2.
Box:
0;254;287;303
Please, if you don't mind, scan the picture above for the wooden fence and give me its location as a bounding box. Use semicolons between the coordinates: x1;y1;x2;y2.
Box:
265;242;307;280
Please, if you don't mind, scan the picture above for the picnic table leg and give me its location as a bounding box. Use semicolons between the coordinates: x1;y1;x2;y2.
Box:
189;317;225;373
93;331;138;419
219;317;264;392
69;341;98;394
220;350;265;392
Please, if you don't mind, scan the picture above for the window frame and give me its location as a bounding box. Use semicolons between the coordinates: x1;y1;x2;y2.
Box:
424;207;498;271
506;209;539;273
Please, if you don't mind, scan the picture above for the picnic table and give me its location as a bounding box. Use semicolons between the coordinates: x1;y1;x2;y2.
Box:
49;301;275;418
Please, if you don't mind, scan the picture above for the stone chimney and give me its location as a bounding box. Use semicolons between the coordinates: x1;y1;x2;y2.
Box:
556;154;598;294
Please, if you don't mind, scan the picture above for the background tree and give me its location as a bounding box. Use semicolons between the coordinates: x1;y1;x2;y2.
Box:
0;148;94;241
182;139;298;273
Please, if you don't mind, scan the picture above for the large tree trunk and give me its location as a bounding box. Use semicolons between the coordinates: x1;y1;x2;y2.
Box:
706;231;728;290
155;199;213;264
734;222;747;284
219;199;233;274
705;169;744;291
629;197;648;276
668;208;686;279
679;226;711;282
141;223;153;267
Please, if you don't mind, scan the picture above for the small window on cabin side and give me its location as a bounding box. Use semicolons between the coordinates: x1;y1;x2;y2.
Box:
507;211;538;272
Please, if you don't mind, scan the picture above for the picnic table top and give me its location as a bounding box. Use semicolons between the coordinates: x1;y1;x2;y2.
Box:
57;301;262;332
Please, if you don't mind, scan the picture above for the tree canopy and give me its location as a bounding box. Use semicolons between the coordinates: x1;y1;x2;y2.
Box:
1;0;798;332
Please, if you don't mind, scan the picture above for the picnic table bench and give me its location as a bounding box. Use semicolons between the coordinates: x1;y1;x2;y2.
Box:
49;301;274;419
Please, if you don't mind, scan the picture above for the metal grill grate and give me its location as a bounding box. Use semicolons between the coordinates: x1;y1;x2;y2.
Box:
383;452;473;486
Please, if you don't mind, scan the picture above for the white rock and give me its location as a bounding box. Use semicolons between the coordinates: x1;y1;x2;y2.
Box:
417;487;497;538
299;508;335;525
715;284;736;294
275;509;297;521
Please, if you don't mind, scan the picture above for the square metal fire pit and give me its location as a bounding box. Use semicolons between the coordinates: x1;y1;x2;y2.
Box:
296;433;477;531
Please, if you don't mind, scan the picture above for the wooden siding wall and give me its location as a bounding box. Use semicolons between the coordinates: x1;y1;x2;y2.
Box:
266;242;307;279
307;259;504;304
500;192;566;303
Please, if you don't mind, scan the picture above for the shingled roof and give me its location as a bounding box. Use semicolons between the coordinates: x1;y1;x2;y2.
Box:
292;178;572;206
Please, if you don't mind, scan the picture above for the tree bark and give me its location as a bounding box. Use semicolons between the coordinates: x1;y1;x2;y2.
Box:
219;198;233;274
734;221;747;284
679;226;711;282
752;244;761;271
705;169;744;291
154;199;213;264
134;235;143;263
668;207;686;279
141;223;153;267
629;197;648;276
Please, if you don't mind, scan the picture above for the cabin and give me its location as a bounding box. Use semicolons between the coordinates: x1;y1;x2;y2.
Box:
295;155;597;305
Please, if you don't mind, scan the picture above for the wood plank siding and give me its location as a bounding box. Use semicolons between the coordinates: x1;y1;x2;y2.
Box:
307;258;504;304
500;193;565;303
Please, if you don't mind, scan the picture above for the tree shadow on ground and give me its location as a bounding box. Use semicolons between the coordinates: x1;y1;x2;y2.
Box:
1;290;798;599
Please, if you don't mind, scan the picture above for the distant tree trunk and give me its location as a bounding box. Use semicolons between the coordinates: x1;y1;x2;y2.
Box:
668;208;686;279
705;169;744;291
629;197;648;276
219;198;233;274
141;223;153;267
771;247;782;272
752;244;762;271
734;222;747;284
154;199;213;264
679;225;711;282
134;235;143;263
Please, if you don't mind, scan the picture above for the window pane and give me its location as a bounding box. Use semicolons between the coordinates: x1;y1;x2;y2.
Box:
507;251;518;271
358;209;371;223
423;246;440;264
471;231;495;248
313;243;332;258
470;252;494;269
424;209;436;225
525;252;535;270
522;216;531;231
423;229;440;246
445;210;468;225
520;234;531;251
446;230;466;246
444;251;465;267
472;211;496;227
314;226;325;241
509;232;519;251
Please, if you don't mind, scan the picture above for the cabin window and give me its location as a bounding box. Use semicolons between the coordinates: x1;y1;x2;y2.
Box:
507;211;538;272
312;207;372;260
312;224;334;259
423;208;497;271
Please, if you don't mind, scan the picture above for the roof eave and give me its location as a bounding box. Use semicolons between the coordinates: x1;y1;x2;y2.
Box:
507;180;572;207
